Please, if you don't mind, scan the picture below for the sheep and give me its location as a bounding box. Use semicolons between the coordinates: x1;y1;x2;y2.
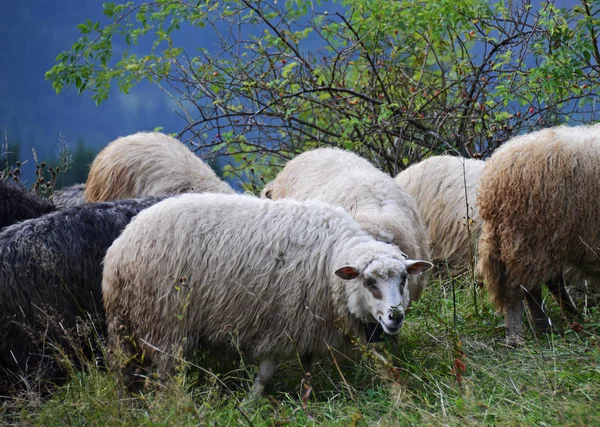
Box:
261;147;431;302
0;180;55;230
84;132;234;202
53;183;86;208
476;125;600;346
102;193;432;394
0;196;163;377
395;155;485;276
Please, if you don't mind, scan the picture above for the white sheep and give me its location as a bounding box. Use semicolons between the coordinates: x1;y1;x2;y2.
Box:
85;132;234;202
102;193;432;394
261;148;431;302
395;155;485;276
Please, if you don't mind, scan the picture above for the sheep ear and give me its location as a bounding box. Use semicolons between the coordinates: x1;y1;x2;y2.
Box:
261;188;273;199
405;260;433;275
335;266;360;280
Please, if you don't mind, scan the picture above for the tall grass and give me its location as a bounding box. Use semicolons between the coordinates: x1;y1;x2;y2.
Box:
3;275;599;426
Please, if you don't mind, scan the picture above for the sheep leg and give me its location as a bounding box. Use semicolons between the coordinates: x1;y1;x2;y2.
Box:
545;274;578;315
524;286;551;333
248;356;277;398
504;287;525;347
300;355;313;408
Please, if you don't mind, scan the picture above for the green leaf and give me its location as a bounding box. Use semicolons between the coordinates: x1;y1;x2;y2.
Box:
76;23;90;34
583;49;591;63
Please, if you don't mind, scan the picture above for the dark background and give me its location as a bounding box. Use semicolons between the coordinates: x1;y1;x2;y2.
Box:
0;1;184;185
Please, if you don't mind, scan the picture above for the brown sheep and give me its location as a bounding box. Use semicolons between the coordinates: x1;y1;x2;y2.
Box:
477;125;600;346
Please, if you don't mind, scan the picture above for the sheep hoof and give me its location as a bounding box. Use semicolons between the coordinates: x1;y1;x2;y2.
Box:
505;335;524;348
242;380;264;406
244;357;276;404
300;372;312;409
534;318;552;334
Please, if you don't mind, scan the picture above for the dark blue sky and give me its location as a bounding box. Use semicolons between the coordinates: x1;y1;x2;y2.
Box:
0;1;184;180
0;0;332;183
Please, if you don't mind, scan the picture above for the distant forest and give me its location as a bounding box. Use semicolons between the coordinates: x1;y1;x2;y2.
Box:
1;131;227;191
1;131;97;189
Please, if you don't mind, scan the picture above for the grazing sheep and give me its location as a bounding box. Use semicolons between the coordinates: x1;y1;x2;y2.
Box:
102;193;432;394
395;156;485;275
84;132;234;202
0;197;163;376
262;148;431;302
0;180;55;230
53;183;86;208
477;125;600;346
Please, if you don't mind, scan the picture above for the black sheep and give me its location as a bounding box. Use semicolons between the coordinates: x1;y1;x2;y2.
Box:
0;196;164;379
0;180;55;230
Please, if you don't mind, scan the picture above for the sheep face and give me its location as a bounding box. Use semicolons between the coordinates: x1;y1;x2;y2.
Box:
336;257;431;335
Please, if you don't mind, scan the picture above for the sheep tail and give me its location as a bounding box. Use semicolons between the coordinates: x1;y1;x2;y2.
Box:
477;221;508;311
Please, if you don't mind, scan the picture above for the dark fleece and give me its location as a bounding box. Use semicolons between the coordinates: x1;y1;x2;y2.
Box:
0;181;55;230
0;196;164;376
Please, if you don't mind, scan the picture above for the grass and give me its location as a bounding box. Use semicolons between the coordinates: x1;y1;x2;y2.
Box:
3;274;600;426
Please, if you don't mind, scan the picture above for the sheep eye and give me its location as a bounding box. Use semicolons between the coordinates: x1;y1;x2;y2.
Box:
400;273;408;286
364;278;377;288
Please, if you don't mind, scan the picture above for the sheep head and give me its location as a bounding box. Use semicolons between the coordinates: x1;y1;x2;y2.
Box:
336;255;431;335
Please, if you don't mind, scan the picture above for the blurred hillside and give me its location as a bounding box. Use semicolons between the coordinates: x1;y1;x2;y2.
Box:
0;1;182;184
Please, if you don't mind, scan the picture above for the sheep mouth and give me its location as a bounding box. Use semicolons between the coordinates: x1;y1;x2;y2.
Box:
377;316;403;335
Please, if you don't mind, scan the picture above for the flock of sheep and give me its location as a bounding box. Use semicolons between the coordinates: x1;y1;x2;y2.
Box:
1;125;599;395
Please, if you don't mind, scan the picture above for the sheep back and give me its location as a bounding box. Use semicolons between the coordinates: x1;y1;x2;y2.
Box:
53;183;86;208
262;147;430;301
84;132;234;202
396;156;484;275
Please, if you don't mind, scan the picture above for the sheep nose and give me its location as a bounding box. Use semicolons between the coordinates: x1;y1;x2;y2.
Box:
388;310;404;323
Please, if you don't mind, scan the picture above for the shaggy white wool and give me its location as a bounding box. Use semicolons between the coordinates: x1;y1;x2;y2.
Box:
85;132;234;202
102;193;431;383
396;155;484;275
